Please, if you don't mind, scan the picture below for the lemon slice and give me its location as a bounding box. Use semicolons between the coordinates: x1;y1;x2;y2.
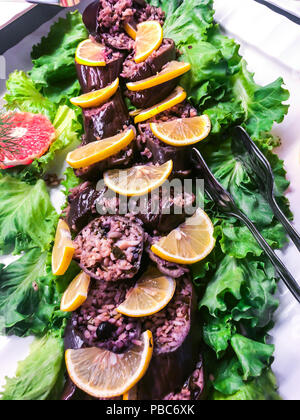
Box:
127;61;191;91
75;39;106;67
66;128;136;169
60;271;91;312
70;78;119;108
65;330;153;398
52;220;75;276
134;21;163;64
151;208;216;265
124;22;137;40
117;267;176;317
134;86;187;124
150;115;211;147
104;160;173;197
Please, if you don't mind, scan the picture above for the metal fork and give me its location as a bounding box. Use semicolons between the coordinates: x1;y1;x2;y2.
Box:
192;147;300;303
232;126;300;252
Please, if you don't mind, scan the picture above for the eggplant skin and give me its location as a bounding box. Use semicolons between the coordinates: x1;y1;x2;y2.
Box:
65;182;108;233
75;54;125;93
137;125;192;178
65;182;195;236
121;39;176;82
163;355;205;401
82;0;99;37
137;278;201;400
125;78;179;109
74;143;135;182
82;89;130;144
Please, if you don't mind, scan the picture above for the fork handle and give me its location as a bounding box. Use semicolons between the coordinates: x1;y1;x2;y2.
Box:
233;210;300;303
268;195;300;253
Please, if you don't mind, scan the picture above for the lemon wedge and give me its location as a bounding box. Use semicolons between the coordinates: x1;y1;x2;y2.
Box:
104;160;173;197
127;61;191;91
151;208;216;265
52;220;75;276
60;271;91;313
75;39;106;67
117;267;176;317
134;86;187;124
65;330;153;399
150;115;211;147
66;128;136;169
70;78;119;108
134;21;163;63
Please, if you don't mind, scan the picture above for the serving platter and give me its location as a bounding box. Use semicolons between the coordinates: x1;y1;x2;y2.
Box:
0;0;300;400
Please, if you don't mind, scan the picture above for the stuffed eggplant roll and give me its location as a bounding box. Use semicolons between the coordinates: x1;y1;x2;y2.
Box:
73;215;145;282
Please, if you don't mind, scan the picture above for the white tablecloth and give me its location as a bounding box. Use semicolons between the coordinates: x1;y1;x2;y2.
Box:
267;0;300;18
0;2;34;30
0;0;300;400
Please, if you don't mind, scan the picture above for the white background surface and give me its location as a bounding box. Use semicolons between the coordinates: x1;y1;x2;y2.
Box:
0;0;300;400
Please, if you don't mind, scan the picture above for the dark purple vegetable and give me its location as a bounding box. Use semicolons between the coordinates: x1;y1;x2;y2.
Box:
73;215;145;282
147;245;190;279
163;355;205;400
121;39;176;82
134;188;196;234
82;89;130;144
76;52;125;93
65;182;107;233
136;101;199;177
125;78;179;109
66;181;195;235
82;0;165;51
72;278;141;353
137;124;192;178
82;0;99;37
74;143;135;182
138;276;201;400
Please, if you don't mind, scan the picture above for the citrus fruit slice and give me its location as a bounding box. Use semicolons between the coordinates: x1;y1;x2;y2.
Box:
65;330;153;398
104;160;173;197
70;78;119;108
134;20;163;64
151;208;216;265
134;86;187;124
0;112;56;169
75;39;106;67
150;115;212;147
60;271;91;312
124;22;137;40
117;267;176;317
66;128;136;169
52;220;75;276
127;61;191;91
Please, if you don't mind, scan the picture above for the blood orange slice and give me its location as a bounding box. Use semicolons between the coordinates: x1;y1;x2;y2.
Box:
0;112;56;169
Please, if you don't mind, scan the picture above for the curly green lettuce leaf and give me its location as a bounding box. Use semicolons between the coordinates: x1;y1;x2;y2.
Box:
217;223;287;259
61;167;81;197
30;11;87;104
0;246;79;336
4;71;56;121
212;369;281;400
150;0;183;15
203;315;235;358
0;334;64;400
200;256;279;327
233;61;290;139
0;177;57;254
231;334;274;380
200;255;244;315
162;0;214;45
